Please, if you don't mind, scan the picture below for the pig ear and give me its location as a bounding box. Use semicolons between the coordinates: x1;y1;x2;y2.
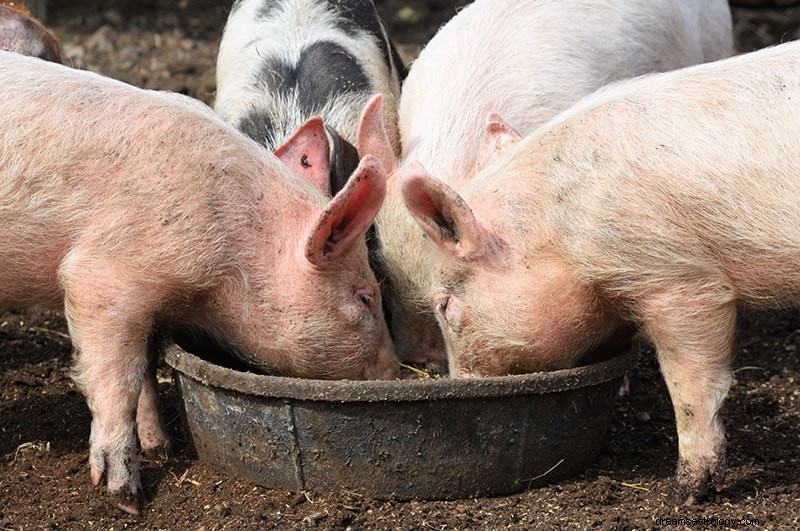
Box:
475;113;522;173
275;116;331;193
305;154;386;267
357;94;397;175
401;163;487;260
325;123;361;197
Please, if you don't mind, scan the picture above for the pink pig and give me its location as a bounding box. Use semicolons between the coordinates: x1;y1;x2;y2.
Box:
0;50;396;514
401;41;800;504
0;1;61;62
357;0;733;371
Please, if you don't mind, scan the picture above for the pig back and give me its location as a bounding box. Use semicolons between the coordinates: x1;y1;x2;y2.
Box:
0;51;316;305
396;0;733;187
495;42;800;306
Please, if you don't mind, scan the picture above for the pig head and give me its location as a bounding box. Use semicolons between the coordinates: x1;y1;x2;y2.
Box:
199;152;398;381
398;119;620;377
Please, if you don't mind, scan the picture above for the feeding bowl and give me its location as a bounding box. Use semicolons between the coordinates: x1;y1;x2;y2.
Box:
165;342;636;500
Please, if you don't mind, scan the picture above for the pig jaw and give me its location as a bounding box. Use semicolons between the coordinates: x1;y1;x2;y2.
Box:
202;245;397;381
437;255;617;378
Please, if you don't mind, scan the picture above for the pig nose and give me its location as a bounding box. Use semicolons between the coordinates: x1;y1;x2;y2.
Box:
365;348;399;380
379;363;399;380
364;363;397;380
454;367;477;379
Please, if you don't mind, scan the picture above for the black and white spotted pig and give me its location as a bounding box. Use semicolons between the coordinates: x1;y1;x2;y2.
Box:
215;0;404;195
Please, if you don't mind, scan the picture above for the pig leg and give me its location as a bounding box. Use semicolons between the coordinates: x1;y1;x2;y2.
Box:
62;253;163;514
136;347;170;460
637;282;736;505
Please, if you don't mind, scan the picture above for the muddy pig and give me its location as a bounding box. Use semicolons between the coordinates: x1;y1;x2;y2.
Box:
401;40;800;504
0;50;396;514
215;0;404;195
357;0;733;371
0;0;61;62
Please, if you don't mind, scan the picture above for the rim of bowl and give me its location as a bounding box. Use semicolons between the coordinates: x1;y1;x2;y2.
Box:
165;343;638;403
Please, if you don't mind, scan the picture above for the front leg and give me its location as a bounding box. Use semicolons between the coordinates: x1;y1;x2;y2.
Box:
637;282;736;504
136;342;170;461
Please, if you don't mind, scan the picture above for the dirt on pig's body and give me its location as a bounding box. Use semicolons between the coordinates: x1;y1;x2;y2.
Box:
1;1;798;528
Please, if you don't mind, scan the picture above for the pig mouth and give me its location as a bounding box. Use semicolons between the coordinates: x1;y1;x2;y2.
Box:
451;325;635;378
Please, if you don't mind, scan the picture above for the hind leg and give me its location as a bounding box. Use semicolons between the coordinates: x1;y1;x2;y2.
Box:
136;343;170;461
62;252;168;514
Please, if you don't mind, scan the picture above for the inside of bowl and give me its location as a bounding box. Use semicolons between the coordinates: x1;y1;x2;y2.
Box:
169;321;636;382
171;328;254;373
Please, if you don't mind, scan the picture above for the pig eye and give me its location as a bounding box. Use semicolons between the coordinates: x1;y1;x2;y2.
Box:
358;293;373;308
435;296;451;324
434;294;461;332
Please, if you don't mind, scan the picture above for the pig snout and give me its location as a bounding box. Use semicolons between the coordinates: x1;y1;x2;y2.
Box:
363;339;399;380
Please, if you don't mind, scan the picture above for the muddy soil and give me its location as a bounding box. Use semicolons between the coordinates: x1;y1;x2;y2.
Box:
1;1;799;529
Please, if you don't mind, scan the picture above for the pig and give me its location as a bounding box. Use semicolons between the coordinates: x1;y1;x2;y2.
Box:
0;0;61;62
400;40;800;504
0;50;396;514
215;0;404;195
357;0;733;371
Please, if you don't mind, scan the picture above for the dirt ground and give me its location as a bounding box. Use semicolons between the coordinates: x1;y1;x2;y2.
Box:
1;1;799;529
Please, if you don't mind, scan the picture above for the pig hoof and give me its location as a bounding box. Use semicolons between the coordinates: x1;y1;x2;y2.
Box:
142;443;171;465
670;486;704;507
672;482;709;506
672;460;710;506
711;455;728;493
90;465;104;486
110;487;141;515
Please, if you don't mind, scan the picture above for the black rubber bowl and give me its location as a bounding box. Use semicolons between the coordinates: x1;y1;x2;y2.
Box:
165;343;636;500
